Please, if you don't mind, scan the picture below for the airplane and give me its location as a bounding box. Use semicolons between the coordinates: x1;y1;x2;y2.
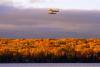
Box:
48;8;59;12
48;11;57;14
48;8;59;14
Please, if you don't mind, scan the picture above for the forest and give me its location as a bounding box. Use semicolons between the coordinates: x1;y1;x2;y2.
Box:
0;38;99;63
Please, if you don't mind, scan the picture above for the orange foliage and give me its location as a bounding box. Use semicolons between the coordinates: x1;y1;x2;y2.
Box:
0;38;99;62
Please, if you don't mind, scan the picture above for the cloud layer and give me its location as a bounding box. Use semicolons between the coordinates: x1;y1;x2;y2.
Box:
0;4;100;38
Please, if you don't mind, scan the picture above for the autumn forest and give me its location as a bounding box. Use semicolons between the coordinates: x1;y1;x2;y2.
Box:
0;38;99;63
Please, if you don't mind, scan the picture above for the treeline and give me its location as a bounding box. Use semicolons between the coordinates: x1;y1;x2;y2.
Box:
0;38;99;63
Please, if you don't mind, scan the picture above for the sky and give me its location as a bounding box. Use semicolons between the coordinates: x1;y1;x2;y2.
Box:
0;0;100;38
0;0;100;10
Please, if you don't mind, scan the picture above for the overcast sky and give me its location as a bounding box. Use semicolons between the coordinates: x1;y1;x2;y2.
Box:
0;0;100;38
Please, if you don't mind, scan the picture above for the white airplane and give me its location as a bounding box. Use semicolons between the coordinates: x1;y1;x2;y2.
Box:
48;8;59;14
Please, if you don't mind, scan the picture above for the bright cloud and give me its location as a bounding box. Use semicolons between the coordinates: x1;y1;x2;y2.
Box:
0;0;100;10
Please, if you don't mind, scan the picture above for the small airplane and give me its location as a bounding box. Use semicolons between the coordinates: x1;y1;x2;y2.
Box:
48;8;59;14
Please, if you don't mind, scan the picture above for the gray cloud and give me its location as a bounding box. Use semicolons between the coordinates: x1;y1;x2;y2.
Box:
0;5;100;38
